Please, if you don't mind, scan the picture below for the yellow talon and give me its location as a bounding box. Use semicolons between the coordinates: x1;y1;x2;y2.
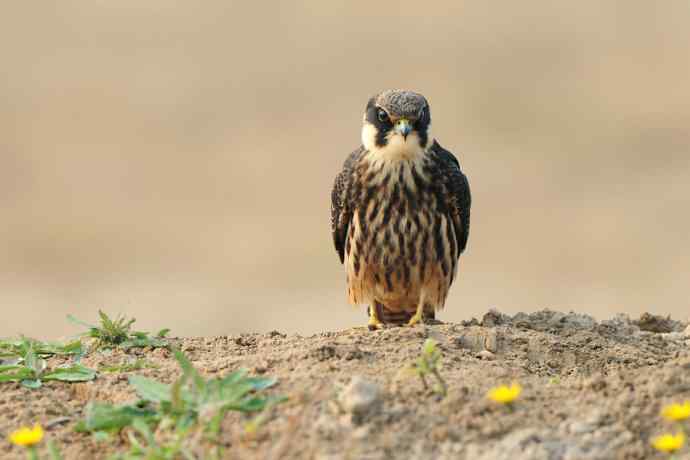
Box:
407;311;423;326
408;296;426;326
368;306;384;330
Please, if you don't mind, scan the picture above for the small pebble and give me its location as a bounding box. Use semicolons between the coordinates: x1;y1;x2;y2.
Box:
476;350;496;361
338;376;381;416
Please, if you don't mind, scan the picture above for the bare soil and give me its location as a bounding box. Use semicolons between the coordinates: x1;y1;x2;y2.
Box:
2;309;690;460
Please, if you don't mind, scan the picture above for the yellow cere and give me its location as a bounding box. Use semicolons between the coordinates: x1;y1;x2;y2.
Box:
661;401;690;422
652;431;685;453
9;424;44;447
487;383;522;404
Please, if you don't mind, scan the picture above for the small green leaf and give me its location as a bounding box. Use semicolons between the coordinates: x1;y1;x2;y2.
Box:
0;367;33;382
129;375;172;403
75;402;157;433
57;340;84;356
221;369;249;386
24;347;46;375
422;338;437;356
21;379;42;389
174;349;205;391
244;377;278;391
232;396;269;412
43;364;97;382
99;359;156;373
156;328;171;338
235;394;287;412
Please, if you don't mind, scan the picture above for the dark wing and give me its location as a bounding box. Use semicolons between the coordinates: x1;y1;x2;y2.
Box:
431;141;471;255
331;147;364;263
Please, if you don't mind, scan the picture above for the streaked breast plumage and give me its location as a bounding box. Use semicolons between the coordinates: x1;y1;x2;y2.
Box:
331;90;471;328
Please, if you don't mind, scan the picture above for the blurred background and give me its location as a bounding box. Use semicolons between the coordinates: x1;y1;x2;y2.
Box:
1;2;689;339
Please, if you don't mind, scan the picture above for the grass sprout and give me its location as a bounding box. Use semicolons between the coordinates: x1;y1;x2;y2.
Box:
68;310;170;350
112;418;193;460
99;359;159;374
408;338;447;397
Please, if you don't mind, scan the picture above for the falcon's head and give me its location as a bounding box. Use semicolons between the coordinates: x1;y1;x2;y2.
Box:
361;90;433;159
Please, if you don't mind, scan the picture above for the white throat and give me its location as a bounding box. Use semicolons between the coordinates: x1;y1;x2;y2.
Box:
361;122;433;163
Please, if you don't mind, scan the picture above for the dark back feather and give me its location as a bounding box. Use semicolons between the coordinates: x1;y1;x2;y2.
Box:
331;147;364;263
430;141;472;255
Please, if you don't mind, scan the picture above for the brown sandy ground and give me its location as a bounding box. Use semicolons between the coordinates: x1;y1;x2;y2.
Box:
1;309;689;460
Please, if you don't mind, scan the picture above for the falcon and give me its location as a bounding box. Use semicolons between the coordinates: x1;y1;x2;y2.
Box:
331;90;471;329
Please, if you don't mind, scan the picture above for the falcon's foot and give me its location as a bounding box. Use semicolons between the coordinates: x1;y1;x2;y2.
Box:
367;306;385;331
407;311;424;327
367;317;384;331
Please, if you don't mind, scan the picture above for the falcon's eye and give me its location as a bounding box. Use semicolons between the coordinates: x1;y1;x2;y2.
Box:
377;109;389;123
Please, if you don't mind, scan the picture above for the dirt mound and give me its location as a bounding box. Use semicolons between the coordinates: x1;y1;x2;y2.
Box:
2;309;689;459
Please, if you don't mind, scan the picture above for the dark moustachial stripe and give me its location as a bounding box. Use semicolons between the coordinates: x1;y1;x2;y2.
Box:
365;97;392;147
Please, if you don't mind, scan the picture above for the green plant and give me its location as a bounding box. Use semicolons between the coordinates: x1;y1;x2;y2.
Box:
409;338;447;397
68;311;170;350
0;337;83;360
99;359;159;373
0;343;96;389
77;349;286;455
110;419;194;460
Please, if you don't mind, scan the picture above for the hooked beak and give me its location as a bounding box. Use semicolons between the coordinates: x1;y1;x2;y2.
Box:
394;118;412;140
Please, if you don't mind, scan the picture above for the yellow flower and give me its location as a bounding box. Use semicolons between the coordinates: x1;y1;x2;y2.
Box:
652;432;685;453
487;383;522;404
661;401;690;422
9;424;44;447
